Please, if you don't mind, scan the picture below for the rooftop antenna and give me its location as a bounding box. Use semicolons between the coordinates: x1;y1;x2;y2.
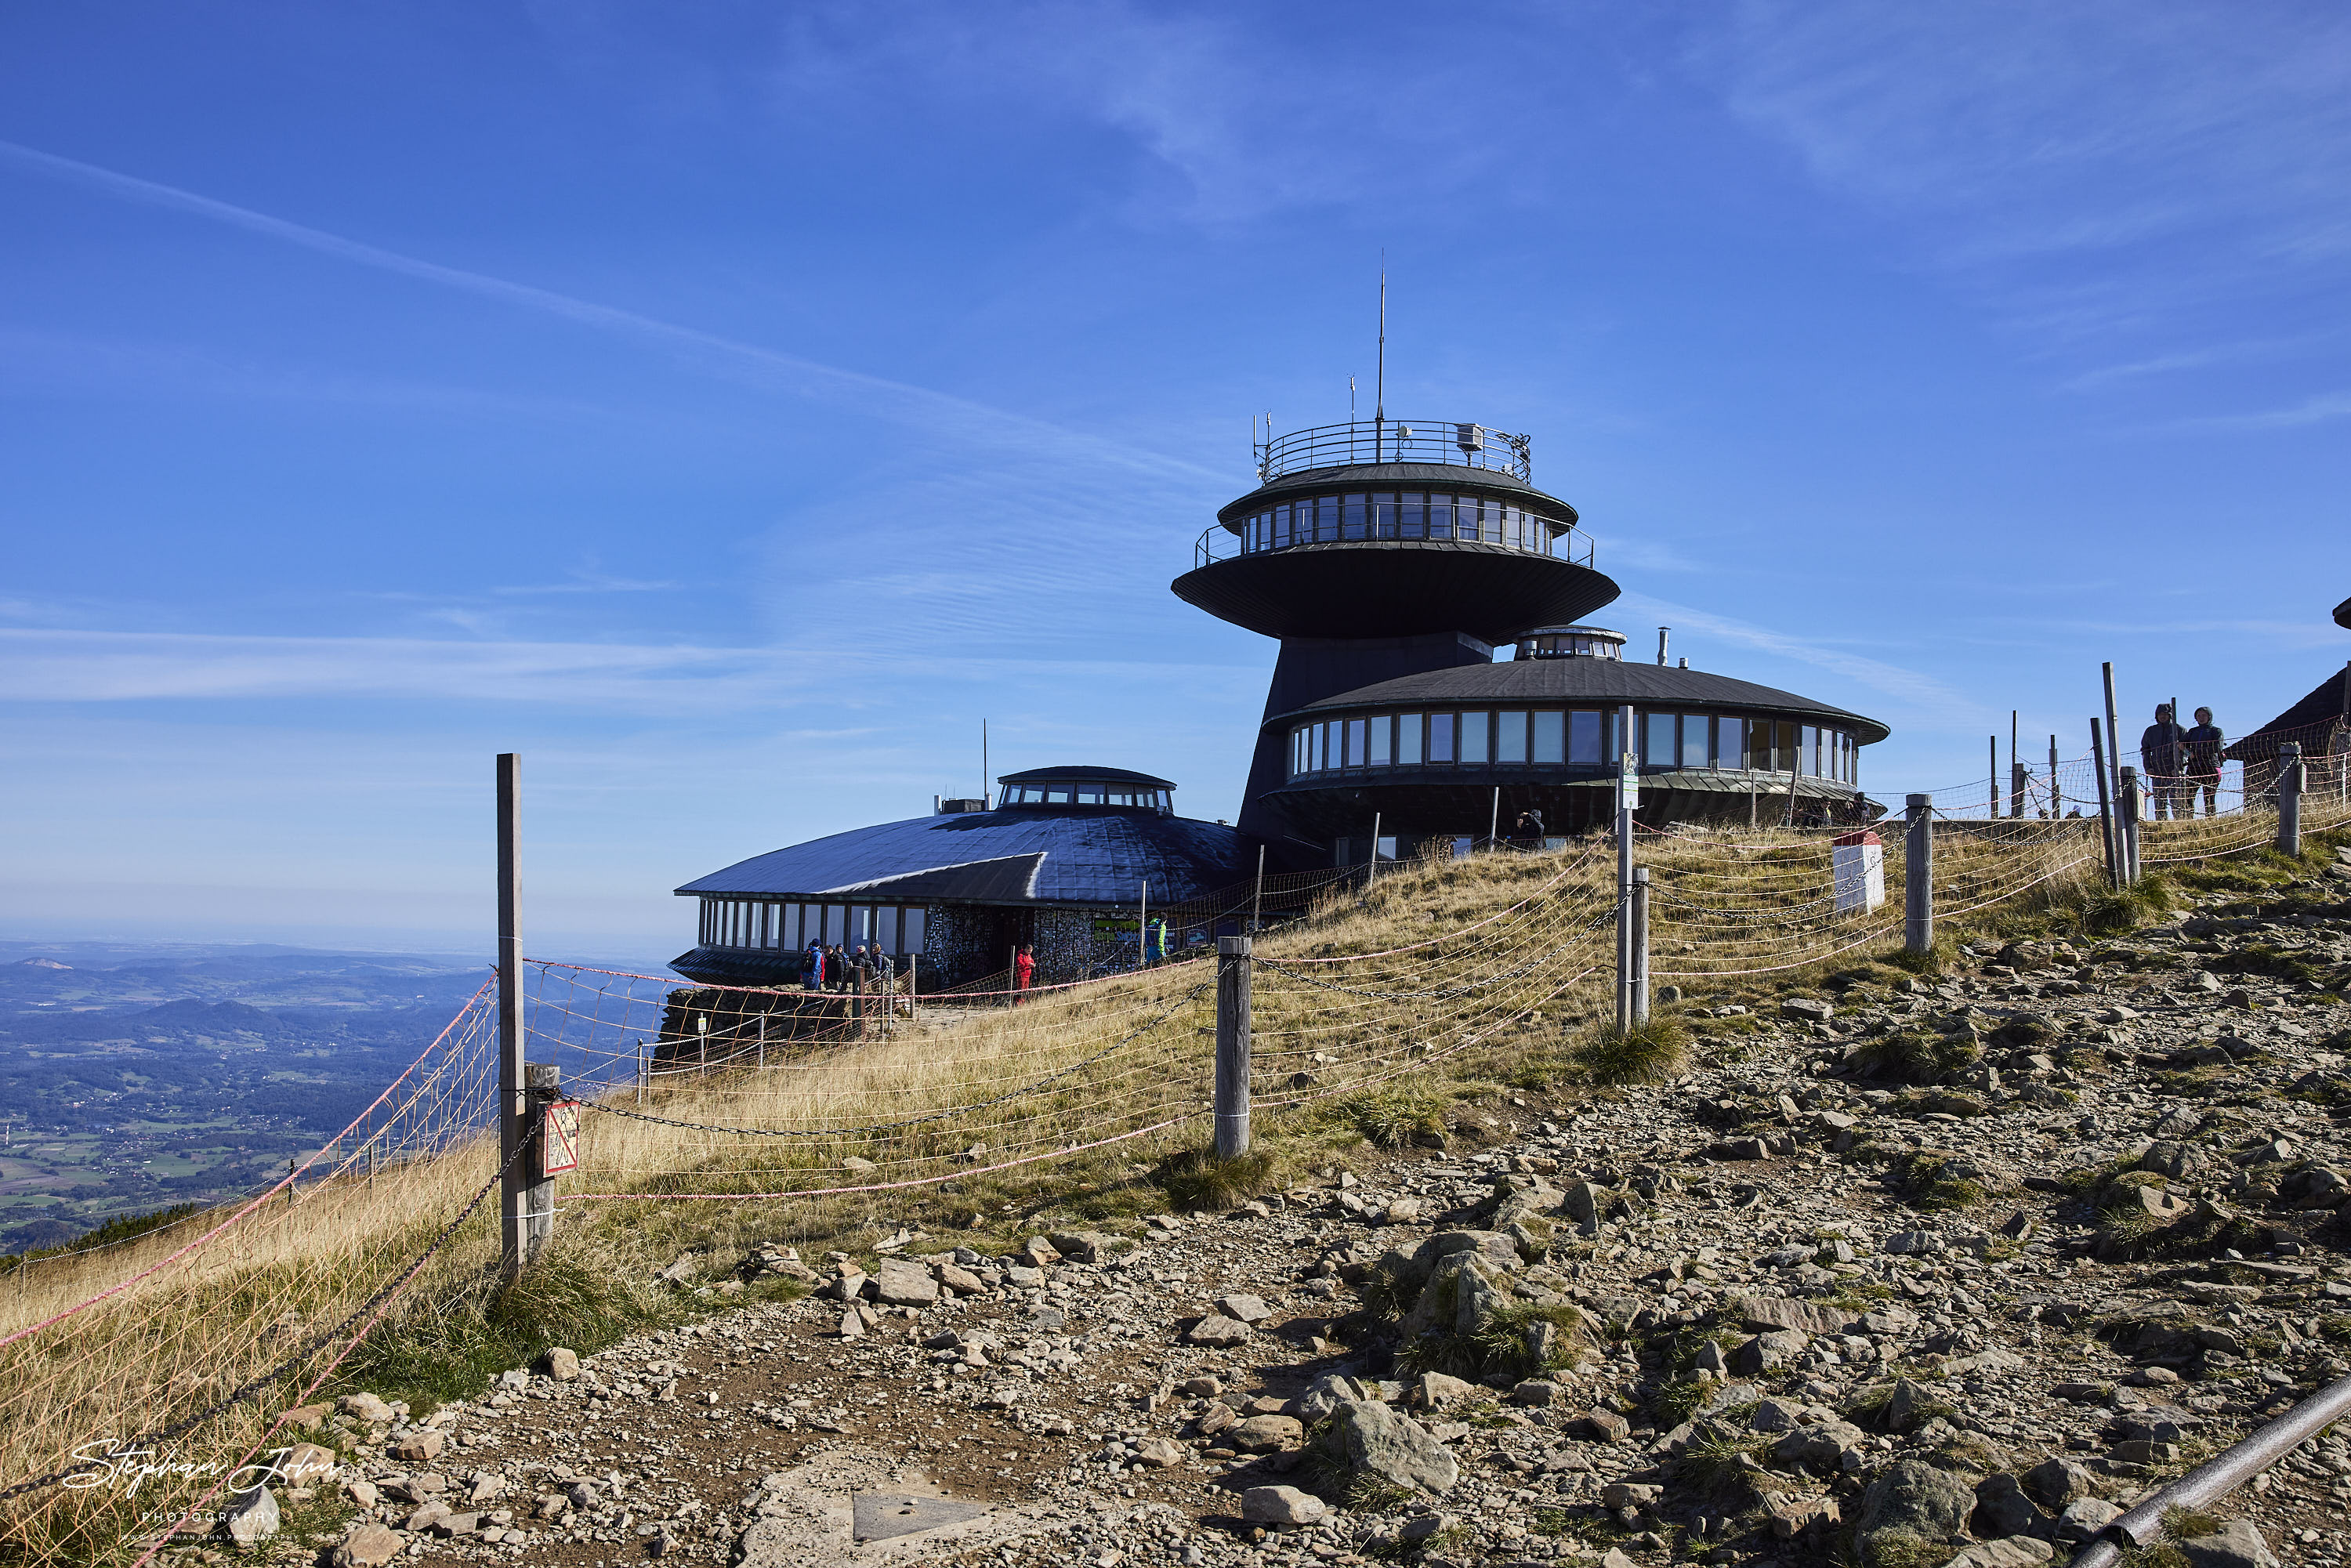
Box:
982;719;988;809
1374;259;1387;462
1349;375;1356;418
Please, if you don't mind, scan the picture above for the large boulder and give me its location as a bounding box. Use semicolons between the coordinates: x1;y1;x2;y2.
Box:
1397;1251;1506;1342
1240;1485;1326;1526
219;1487;279;1548
1972;1471;2052;1540
873;1258;940;1307
2176;1521;2280;1568
1325;1400;1459;1494
329;1526;402;1568
1855;1460;1976;1557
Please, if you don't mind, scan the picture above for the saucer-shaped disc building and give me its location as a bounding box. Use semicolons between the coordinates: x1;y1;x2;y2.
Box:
1175;418;1888;853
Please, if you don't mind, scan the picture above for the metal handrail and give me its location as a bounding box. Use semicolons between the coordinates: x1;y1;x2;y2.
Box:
1193;522;1595;571
1255;418;1533;483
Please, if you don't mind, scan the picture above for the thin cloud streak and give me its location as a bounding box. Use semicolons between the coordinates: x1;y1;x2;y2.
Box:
0;628;1259;713
0;140;1219;490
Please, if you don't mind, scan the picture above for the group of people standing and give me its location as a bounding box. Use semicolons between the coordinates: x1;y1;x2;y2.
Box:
2139;704;2228;820
803;937;896;994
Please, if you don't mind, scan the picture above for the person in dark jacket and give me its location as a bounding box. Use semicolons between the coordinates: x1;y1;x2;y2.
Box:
2140;704;2187;820
2185;707;2226;818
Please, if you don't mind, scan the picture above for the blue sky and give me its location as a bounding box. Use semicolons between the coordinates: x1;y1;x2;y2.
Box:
4;2;2348;961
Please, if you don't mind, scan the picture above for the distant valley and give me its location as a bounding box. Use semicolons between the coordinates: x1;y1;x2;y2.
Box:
0;940;661;1255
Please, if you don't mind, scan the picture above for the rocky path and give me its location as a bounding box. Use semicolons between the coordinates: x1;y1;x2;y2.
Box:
249;856;2351;1568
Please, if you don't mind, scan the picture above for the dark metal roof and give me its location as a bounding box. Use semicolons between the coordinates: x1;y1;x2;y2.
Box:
2335;595;2351;632
1290;660;1890;743
2223;664;2349;759
1172;543;1619;643
1217;464;1578;529
675;809;1261;907
996;765;1176;788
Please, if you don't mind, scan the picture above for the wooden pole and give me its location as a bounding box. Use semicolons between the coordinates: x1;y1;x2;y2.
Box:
2279;741;2304;856
1989;736;1998;820
2091;719;2119;889
2102;662;2124;816
1251;845;1265;932
1139;878;1149;968
1904;795;1933;954
1212;936;1253;1158
1616;704;1636;1029
496;753;530;1282
1367;812;1381;884
1488;786;1500;848
2049;734;2060;819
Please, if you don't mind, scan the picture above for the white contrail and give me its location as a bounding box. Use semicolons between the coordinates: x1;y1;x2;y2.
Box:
0;139;1215;484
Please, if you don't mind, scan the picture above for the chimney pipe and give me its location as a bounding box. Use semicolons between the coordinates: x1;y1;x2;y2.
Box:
1657;627;1669;666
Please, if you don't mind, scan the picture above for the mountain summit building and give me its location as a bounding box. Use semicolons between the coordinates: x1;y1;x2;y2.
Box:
1172;418;1887;852
672;413;1888;987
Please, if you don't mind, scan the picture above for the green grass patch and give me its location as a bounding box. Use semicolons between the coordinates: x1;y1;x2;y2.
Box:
1571;1014;1693;1085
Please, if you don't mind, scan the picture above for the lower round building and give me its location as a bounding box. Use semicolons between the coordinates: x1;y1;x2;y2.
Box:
671;766;1271;990
1258;626;1888;852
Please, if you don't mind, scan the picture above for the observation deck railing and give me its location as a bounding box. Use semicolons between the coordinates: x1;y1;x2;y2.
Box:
1255;418;1533;483
1194;514;1594;571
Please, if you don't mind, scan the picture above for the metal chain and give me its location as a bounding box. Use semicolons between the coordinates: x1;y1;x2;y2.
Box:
578;982;1212;1140
0;1139;526;1504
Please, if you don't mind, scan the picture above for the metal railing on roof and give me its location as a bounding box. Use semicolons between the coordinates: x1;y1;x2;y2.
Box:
1193;519;1593;571
1255;418;1533;483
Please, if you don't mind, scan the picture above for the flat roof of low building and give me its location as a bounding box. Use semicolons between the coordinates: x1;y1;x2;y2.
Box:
1291;658;1889;742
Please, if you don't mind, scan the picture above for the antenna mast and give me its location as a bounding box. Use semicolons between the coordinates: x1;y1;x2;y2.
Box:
1374;261;1386;462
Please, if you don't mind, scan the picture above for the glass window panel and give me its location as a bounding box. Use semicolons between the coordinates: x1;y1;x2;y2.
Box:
1342;494;1367;539
904;908;926;954
1683;715;1710;770
1462;710;1491;764
1497;711;1527;764
1373;493;1399;538
1346;718;1366;767
1429;494;1454;539
1777;721;1797;772
1077;785;1103;802
1569;710;1602;765
1429;712;1457;764
1369;714;1391;766
1644;712;1675;766
1399;712;1423;765
1712;719;1735;770
1532;710;1564;764
1402;494;1425;539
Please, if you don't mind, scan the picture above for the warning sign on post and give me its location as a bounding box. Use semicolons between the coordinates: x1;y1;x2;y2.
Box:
541;1101;581;1177
1618;752;1640;810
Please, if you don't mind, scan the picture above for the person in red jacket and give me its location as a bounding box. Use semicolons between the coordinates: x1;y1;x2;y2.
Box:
1012;943;1035;1003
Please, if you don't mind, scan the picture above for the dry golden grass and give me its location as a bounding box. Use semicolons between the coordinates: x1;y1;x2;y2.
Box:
8;799;2342;1563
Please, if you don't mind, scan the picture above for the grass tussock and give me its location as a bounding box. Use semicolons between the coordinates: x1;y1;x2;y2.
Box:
1155;1146;1277;1212
1850;1027;1980;1085
1327;1082;1454;1148
1571;1015;1692;1085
